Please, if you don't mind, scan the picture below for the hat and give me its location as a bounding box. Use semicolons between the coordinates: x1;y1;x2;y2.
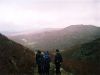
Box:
56;49;59;52
37;50;41;53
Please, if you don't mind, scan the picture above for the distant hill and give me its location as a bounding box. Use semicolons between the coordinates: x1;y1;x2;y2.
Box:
0;33;35;74
62;38;100;75
9;25;100;50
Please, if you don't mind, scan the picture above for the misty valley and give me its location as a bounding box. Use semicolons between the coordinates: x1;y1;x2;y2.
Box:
0;25;100;75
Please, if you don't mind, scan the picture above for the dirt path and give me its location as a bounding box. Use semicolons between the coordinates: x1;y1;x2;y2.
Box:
34;63;73;75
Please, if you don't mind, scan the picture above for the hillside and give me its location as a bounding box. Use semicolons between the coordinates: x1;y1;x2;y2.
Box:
62;38;100;75
0;33;35;74
9;25;100;50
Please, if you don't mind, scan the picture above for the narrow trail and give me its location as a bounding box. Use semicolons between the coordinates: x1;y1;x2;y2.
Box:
34;63;73;75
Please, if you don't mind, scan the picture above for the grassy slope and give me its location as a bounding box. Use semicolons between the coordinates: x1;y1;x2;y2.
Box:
62;38;100;75
0;33;35;74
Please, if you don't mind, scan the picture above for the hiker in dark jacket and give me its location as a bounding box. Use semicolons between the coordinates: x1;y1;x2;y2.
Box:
54;49;63;75
43;51;51;75
36;50;44;75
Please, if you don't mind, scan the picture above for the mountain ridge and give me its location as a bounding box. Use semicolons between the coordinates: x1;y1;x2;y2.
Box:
8;25;100;50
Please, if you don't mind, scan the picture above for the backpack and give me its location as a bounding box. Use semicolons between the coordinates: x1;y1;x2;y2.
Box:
44;54;50;64
55;53;63;63
36;54;43;65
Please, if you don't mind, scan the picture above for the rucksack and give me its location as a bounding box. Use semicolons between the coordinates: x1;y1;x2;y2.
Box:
55;53;63;63
44;54;50;64
36;54;44;65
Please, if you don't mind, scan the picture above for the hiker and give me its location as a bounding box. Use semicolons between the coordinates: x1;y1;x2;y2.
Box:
54;49;63;75
43;51;51;75
36;50;44;75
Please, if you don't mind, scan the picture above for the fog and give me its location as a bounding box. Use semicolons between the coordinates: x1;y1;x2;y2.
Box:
0;0;100;32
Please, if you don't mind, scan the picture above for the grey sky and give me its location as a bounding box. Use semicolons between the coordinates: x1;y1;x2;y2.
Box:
0;0;100;32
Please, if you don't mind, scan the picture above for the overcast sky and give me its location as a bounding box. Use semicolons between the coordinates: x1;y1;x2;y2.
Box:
0;0;100;32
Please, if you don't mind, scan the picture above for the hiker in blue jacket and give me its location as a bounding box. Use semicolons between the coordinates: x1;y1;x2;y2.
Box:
43;51;51;75
54;49;63;75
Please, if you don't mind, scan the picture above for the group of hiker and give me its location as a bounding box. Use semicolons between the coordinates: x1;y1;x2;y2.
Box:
35;49;63;75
